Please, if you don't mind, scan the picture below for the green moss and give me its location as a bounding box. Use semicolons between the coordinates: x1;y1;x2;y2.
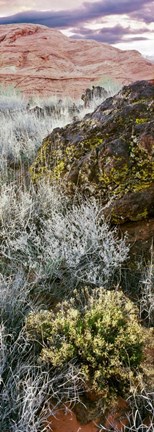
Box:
81;137;103;150
29;164;50;183
33;136;103;182
52;160;65;179
110;163;129;184
129;141;154;188
133;208;148;221
110;210;125;224
111;206;148;224
29;86;154;225
135;118;147;124
132;182;152;192
99;158;129;197
65;145;76;157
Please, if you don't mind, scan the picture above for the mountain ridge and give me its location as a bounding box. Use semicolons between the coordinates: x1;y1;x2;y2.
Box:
0;24;154;97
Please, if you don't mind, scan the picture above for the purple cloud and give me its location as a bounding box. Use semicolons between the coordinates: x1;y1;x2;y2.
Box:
0;0;153;46
0;0;153;27
71;24;150;44
83;0;152;17
0;9;82;27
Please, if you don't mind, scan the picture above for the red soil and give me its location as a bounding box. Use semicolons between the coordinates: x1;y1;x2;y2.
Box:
47;406;99;432
46;397;130;432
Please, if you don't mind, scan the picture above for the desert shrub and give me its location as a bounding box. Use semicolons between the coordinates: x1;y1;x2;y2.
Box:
0;180;129;427
0;182;129;299
0;329;53;432
0;87;80;181
0;108;53;170
0;271;32;334
124;390;154;431
0;271;56;432
26;288;143;402
139;252;154;327
95;76;122;97
0;85;144;429
0;273;83;431
0;84;26;111
0;81;114;182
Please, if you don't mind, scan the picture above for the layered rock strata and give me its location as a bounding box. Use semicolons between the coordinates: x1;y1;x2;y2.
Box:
0;24;154;97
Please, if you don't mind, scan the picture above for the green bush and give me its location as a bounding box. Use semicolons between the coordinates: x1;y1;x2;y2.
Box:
26;288;144;400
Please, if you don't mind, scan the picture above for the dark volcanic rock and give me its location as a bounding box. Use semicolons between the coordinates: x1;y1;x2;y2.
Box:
81;86;108;108
30;80;154;224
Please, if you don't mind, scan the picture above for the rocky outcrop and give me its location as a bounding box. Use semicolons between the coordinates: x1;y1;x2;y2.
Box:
0;24;154;98
81;86;108;108
30;80;154;225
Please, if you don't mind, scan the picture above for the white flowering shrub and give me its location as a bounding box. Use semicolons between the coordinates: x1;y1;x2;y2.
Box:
95;76;122;97
124;391;154;432
0;181;129;300
139;252;154;327
0;271;60;432
0;85;103;180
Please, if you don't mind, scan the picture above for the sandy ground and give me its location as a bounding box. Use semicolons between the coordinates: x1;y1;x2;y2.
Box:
47;406;100;432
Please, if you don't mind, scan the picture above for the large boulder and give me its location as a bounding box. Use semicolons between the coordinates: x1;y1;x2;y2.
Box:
30;80;154;225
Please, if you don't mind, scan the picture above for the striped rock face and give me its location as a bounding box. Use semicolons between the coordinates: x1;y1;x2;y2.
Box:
0;24;154;98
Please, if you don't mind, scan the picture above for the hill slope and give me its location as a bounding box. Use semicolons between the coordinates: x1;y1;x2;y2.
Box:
0;24;154;97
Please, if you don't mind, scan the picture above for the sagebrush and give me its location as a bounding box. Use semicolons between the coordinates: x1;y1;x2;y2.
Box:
26;288;143;403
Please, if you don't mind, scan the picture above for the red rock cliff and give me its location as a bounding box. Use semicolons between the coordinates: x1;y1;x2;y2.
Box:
0;24;154;98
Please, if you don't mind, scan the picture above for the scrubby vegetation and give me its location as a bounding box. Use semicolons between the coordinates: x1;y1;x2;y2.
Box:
0;85;154;431
26;289;143;402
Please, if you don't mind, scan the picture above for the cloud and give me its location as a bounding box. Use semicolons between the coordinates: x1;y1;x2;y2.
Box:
0;9;78;27
70;24;150;44
0;0;153;48
131;4;154;24
0;0;88;15
0;0;153;27
83;0;152;17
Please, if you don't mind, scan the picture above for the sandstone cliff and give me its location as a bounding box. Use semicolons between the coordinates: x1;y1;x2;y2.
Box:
0;24;154;97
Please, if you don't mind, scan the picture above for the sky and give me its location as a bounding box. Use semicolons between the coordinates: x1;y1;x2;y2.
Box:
0;0;154;57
